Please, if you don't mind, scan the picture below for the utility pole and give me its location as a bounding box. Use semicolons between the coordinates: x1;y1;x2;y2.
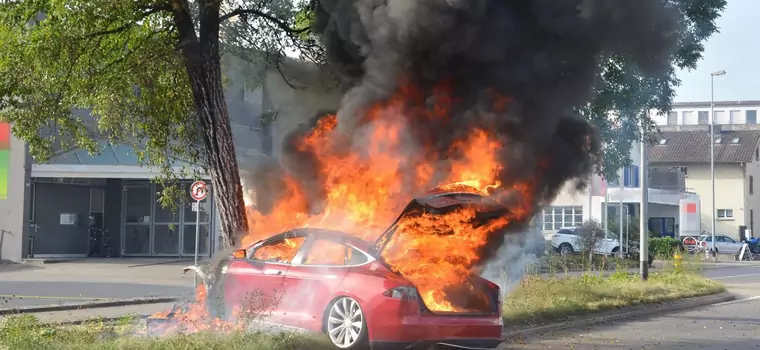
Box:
640;127;649;280
709;70;726;261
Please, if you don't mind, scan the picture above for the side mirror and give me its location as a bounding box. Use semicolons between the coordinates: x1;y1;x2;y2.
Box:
232;249;246;259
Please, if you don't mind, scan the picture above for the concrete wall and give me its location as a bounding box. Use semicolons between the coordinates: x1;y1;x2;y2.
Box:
0;133;30;262
684;163;745;238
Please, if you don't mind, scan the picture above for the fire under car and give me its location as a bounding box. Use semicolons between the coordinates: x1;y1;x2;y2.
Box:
184;188;505;350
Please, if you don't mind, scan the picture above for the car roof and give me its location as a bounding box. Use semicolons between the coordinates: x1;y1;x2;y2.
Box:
253;228;374;252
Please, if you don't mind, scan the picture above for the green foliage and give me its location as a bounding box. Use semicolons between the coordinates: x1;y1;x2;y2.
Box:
0;1;197;169
582;0;727;179
649;236;682;259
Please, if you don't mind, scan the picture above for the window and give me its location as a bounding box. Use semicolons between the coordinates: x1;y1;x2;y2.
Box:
682;111;696;125
302;239;348;265
301;239;369;266
542;206;583;231
698;111;709;124
714;137;722;144
731;137;740;144
252;236;306;263
751;175;754;195
666;111;678;125
714;110;728;124
747;110;757;124
730;110;742;124
717;209;734;220
658;139;667;145
347;247;369;265
680;166;688;176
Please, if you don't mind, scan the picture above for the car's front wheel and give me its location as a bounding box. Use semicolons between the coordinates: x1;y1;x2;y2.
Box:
558;243;574;256
325;296;368;349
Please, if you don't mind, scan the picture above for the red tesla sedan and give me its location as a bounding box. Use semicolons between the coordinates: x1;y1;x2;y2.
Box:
187;189;504;350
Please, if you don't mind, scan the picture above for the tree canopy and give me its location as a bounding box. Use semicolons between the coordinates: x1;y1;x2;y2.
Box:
0;0;727;246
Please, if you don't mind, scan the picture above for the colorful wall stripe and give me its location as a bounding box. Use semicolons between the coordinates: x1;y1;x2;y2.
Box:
0;122;9;200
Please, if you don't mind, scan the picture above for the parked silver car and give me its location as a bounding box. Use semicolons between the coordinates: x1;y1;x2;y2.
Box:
697;234;743;255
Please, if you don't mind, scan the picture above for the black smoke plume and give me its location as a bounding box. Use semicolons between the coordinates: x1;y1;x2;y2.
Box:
253;0;680;263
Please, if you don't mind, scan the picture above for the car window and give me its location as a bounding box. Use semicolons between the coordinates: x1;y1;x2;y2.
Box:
302;239;348;266
716;236;726;243
701;236;712;242
557;229;576;235
347;247;369;265
723;236;737;243
251;236;306;264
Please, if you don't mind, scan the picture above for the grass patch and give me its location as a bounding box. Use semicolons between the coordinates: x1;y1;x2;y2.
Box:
0;315;335;350
502;270;725;326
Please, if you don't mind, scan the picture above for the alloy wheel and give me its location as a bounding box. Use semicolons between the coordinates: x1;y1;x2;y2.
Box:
560;245;573;256
327;297;364;348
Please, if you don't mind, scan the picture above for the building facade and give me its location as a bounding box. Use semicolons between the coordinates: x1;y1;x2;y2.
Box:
540;138;701;239
0;58;341;262
648;126;760;240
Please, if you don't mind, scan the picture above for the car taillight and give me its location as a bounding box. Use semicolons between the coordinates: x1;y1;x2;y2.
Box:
702;241;707;247
382;286;418;299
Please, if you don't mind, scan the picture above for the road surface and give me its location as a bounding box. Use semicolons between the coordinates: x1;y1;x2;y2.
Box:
0;259;193;308
502;262;760;349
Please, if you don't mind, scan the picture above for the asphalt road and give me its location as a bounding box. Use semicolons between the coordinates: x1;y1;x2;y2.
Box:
0;281;191;308
501;263;760;349
0;260;194;309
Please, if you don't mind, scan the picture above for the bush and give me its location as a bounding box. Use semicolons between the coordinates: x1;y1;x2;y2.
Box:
649;237;682;259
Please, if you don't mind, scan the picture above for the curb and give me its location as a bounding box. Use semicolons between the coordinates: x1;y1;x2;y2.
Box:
0;297;183;316
47;314;151;326
502;292;736;339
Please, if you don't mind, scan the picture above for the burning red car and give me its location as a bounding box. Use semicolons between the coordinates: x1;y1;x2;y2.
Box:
183;188;504;350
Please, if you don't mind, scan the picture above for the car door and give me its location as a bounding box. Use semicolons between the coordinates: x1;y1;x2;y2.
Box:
714;235;728;253
279;235;354;331
720;236;741;253
223;233;306;323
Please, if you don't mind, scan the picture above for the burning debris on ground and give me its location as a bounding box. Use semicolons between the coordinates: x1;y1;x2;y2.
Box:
147;0;682;337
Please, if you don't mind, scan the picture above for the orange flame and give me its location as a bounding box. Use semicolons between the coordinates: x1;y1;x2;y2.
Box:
240;81;532;312
150;80;537;331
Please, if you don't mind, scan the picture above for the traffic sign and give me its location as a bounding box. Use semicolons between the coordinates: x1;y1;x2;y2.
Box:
190;181;207;201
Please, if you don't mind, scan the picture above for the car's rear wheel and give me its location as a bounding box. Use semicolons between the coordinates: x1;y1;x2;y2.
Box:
325;297;368;349
558;243;574;256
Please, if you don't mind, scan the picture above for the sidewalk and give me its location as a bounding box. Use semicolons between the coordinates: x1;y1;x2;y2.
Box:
0;302;177;324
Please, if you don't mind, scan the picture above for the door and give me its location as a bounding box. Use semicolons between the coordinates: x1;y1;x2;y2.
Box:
223;235;306;323
717;236;741;253
280;237;356;330
123;184;152;255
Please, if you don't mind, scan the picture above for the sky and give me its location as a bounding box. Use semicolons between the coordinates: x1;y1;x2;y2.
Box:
674;0;760;102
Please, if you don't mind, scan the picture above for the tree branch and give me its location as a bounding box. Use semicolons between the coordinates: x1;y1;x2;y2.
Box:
82;7;167;39
219;8;310;34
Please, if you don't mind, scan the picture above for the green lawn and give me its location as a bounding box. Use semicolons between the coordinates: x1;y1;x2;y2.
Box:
502;271;725;326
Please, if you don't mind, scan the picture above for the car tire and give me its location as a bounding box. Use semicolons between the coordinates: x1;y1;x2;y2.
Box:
558;243;574;256
324;296;369;349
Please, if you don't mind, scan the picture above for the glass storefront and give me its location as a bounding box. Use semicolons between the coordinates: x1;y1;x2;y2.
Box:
121;180;213;257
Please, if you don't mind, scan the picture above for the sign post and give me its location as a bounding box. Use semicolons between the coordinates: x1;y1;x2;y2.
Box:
190;180;208;287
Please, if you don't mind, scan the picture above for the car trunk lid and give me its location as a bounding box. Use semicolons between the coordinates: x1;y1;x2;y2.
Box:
372;188;507;316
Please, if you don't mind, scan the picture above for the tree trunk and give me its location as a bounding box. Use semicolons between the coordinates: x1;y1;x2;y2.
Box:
172;0;248;248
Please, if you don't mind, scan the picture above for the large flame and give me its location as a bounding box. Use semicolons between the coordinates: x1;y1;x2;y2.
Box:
149;80;536;331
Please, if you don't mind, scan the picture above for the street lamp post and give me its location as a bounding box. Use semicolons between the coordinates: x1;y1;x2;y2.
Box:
710;70;726;259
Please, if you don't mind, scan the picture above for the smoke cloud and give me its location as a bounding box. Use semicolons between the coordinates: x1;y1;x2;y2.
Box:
251;0;680;266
